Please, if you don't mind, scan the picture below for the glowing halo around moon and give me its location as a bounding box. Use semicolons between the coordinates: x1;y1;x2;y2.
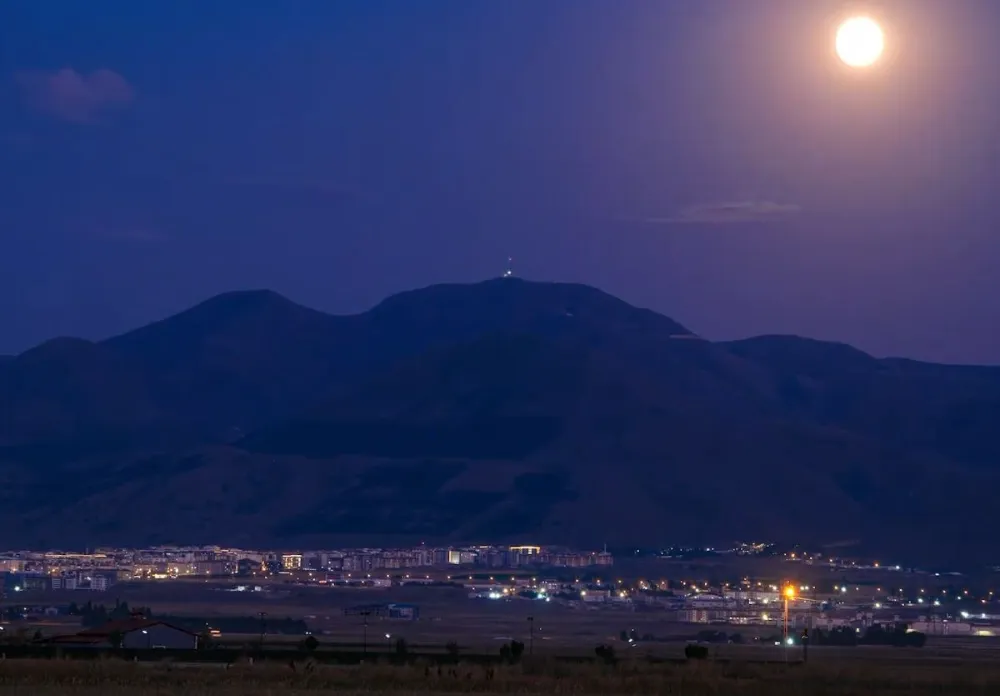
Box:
835;16;885;68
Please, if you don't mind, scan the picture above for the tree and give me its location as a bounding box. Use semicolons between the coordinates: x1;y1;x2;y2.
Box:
108;630;124;649
11;628;29;646
445;641;460;657
509;640;525;661
684;644;709;660
394;637;408;655
111;600;131;619
301;635;319;652
594;644;616;664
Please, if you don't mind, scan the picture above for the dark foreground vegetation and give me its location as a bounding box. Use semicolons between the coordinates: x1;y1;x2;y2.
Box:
0;655;995;695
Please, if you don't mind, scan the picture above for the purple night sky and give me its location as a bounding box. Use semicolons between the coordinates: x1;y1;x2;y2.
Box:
1;0;998;363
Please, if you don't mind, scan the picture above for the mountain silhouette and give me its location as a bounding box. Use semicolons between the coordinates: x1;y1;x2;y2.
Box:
1;278;997;564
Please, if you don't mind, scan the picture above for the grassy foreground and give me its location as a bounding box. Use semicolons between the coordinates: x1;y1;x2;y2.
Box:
0;657;997;695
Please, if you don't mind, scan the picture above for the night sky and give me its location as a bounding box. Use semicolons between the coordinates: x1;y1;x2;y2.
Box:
2;0;998;364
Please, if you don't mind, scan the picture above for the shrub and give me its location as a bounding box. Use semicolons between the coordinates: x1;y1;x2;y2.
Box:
594;644;616;664
685;644;709;660
499;643;512;662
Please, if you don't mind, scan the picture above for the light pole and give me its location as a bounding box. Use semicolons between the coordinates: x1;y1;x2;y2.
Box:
527;616;534;655
258;612;267;652
783;586;796;648
361;610;371;658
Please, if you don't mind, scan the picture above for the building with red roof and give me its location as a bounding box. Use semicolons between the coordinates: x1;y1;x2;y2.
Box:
43;612;199;649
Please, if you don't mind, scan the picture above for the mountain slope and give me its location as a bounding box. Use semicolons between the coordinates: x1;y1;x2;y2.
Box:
723;335;1000;467
0;278;998;561
11;331;993;565
0;337;160;443
242;333;590;460
241;325;781;460
235;330;996;562
102;289;353;431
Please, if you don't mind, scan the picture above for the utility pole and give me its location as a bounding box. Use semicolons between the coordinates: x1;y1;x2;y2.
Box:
361;610;371;658
527;616;534;655
783;585;796;661
257;612;267;652
783;597;789;645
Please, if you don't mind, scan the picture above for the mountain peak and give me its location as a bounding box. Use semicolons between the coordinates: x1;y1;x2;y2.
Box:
104;289;324;351
140;288;301;325
367;278;693;338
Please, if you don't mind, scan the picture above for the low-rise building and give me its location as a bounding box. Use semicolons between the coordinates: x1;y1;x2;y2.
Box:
45;616;199;649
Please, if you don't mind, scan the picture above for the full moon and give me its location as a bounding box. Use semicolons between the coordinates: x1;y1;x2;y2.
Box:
836;17;885;68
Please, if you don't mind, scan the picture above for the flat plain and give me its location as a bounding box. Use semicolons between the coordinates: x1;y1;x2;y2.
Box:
12;582;1000;658
7;579;1000;695
0;655;999;695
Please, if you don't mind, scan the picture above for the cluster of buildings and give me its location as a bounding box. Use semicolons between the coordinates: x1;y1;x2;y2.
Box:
554;577;1000;638
0;551;120;593
0;544;612;591
281;544;613;572
629;589;1000;637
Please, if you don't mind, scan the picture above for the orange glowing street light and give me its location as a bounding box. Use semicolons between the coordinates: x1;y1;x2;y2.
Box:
783;585;796;645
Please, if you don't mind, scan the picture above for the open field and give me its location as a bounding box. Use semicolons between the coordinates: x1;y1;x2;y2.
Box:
10;584;705;651
0;655;999;695
9;582;1000;659
6;579;1000;693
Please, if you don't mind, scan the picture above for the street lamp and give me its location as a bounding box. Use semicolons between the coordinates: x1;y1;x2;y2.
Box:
360;610;372;658
783;586;796;646
527;616;534;655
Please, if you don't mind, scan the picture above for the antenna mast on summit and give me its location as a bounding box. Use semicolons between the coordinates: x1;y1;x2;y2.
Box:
502;256;514;278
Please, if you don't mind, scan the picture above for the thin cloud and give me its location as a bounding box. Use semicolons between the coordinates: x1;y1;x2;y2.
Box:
641;200;801;225
15;68;135;124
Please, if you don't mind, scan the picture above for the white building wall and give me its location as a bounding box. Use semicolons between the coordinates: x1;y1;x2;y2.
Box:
122;624;198;650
